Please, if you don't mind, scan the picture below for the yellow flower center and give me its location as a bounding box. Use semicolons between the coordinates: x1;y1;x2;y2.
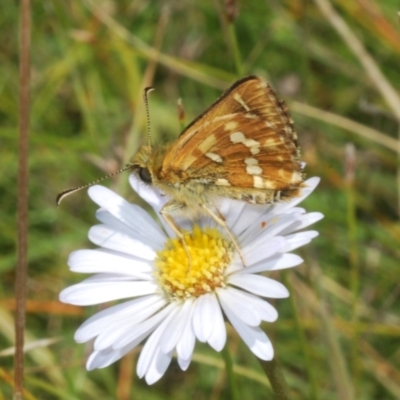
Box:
154;225;234;300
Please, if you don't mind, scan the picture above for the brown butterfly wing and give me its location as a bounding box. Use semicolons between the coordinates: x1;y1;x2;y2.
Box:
159;76;303;191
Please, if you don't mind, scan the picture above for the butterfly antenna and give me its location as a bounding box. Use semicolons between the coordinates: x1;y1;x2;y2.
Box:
143;87;154;147
56;164;133;206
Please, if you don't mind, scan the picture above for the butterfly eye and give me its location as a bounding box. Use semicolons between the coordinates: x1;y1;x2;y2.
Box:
138;167;152;183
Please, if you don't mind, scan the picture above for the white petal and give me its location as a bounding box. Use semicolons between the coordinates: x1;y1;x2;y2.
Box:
161;299;194;353
279;212;324;235
176;303;196;360
221;301;274;360
74;295;165;343
242;237;286;267
115;303;178;349
177;355;192;371
145;347;173;385
229;253;303;275
59;280;158;305
130;185;193;233
229;203;271;238
222;287;278;322
95;209;163;250
192;293;215;342
94;320;143;352
87;348;123;370
68;249;153;276
228;274;289;298
137;306;179;379
88;185;165;246
217;288;261;326
93;299;170;351
224;258;243;276
273;177;320;213
129;175;195;237
214;198;248;235
283;231;319;252
129;175;168;212
79;273;134;282
205;293;226;351
234;203;306;245
282;206;306;215
291;176;320;205
240;212;301;248
89;225;156;260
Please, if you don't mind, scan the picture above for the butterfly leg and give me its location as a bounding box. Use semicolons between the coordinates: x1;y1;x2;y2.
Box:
159;201;192;270
200;204;246;267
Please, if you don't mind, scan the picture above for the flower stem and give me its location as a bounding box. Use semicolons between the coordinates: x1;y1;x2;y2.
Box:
221;345;240;400
258;358;291;400
15;0;31;398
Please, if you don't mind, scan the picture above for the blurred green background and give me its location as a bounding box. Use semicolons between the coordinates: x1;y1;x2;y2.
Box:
2;0;400;399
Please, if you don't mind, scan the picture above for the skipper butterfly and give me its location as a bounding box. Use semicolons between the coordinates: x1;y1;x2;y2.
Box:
58;76;304;263
130;76;304;258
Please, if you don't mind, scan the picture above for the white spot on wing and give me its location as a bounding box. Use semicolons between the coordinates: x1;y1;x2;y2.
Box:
230;131;261;155
246;165;263;175
215;178;231;186
205;152;223;163
253;176;277;189
230;131;246;143
224;121;238;131
245;157;259;165
243;138;260;148
253;176;264;188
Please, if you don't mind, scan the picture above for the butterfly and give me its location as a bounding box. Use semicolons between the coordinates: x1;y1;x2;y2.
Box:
129;76;304;260
57;76;304;264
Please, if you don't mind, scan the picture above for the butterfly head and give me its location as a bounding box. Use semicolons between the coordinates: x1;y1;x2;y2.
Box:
130;144;169;186
129;144;155;184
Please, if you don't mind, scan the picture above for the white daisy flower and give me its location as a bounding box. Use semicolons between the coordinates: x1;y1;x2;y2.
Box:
60;174;323;385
